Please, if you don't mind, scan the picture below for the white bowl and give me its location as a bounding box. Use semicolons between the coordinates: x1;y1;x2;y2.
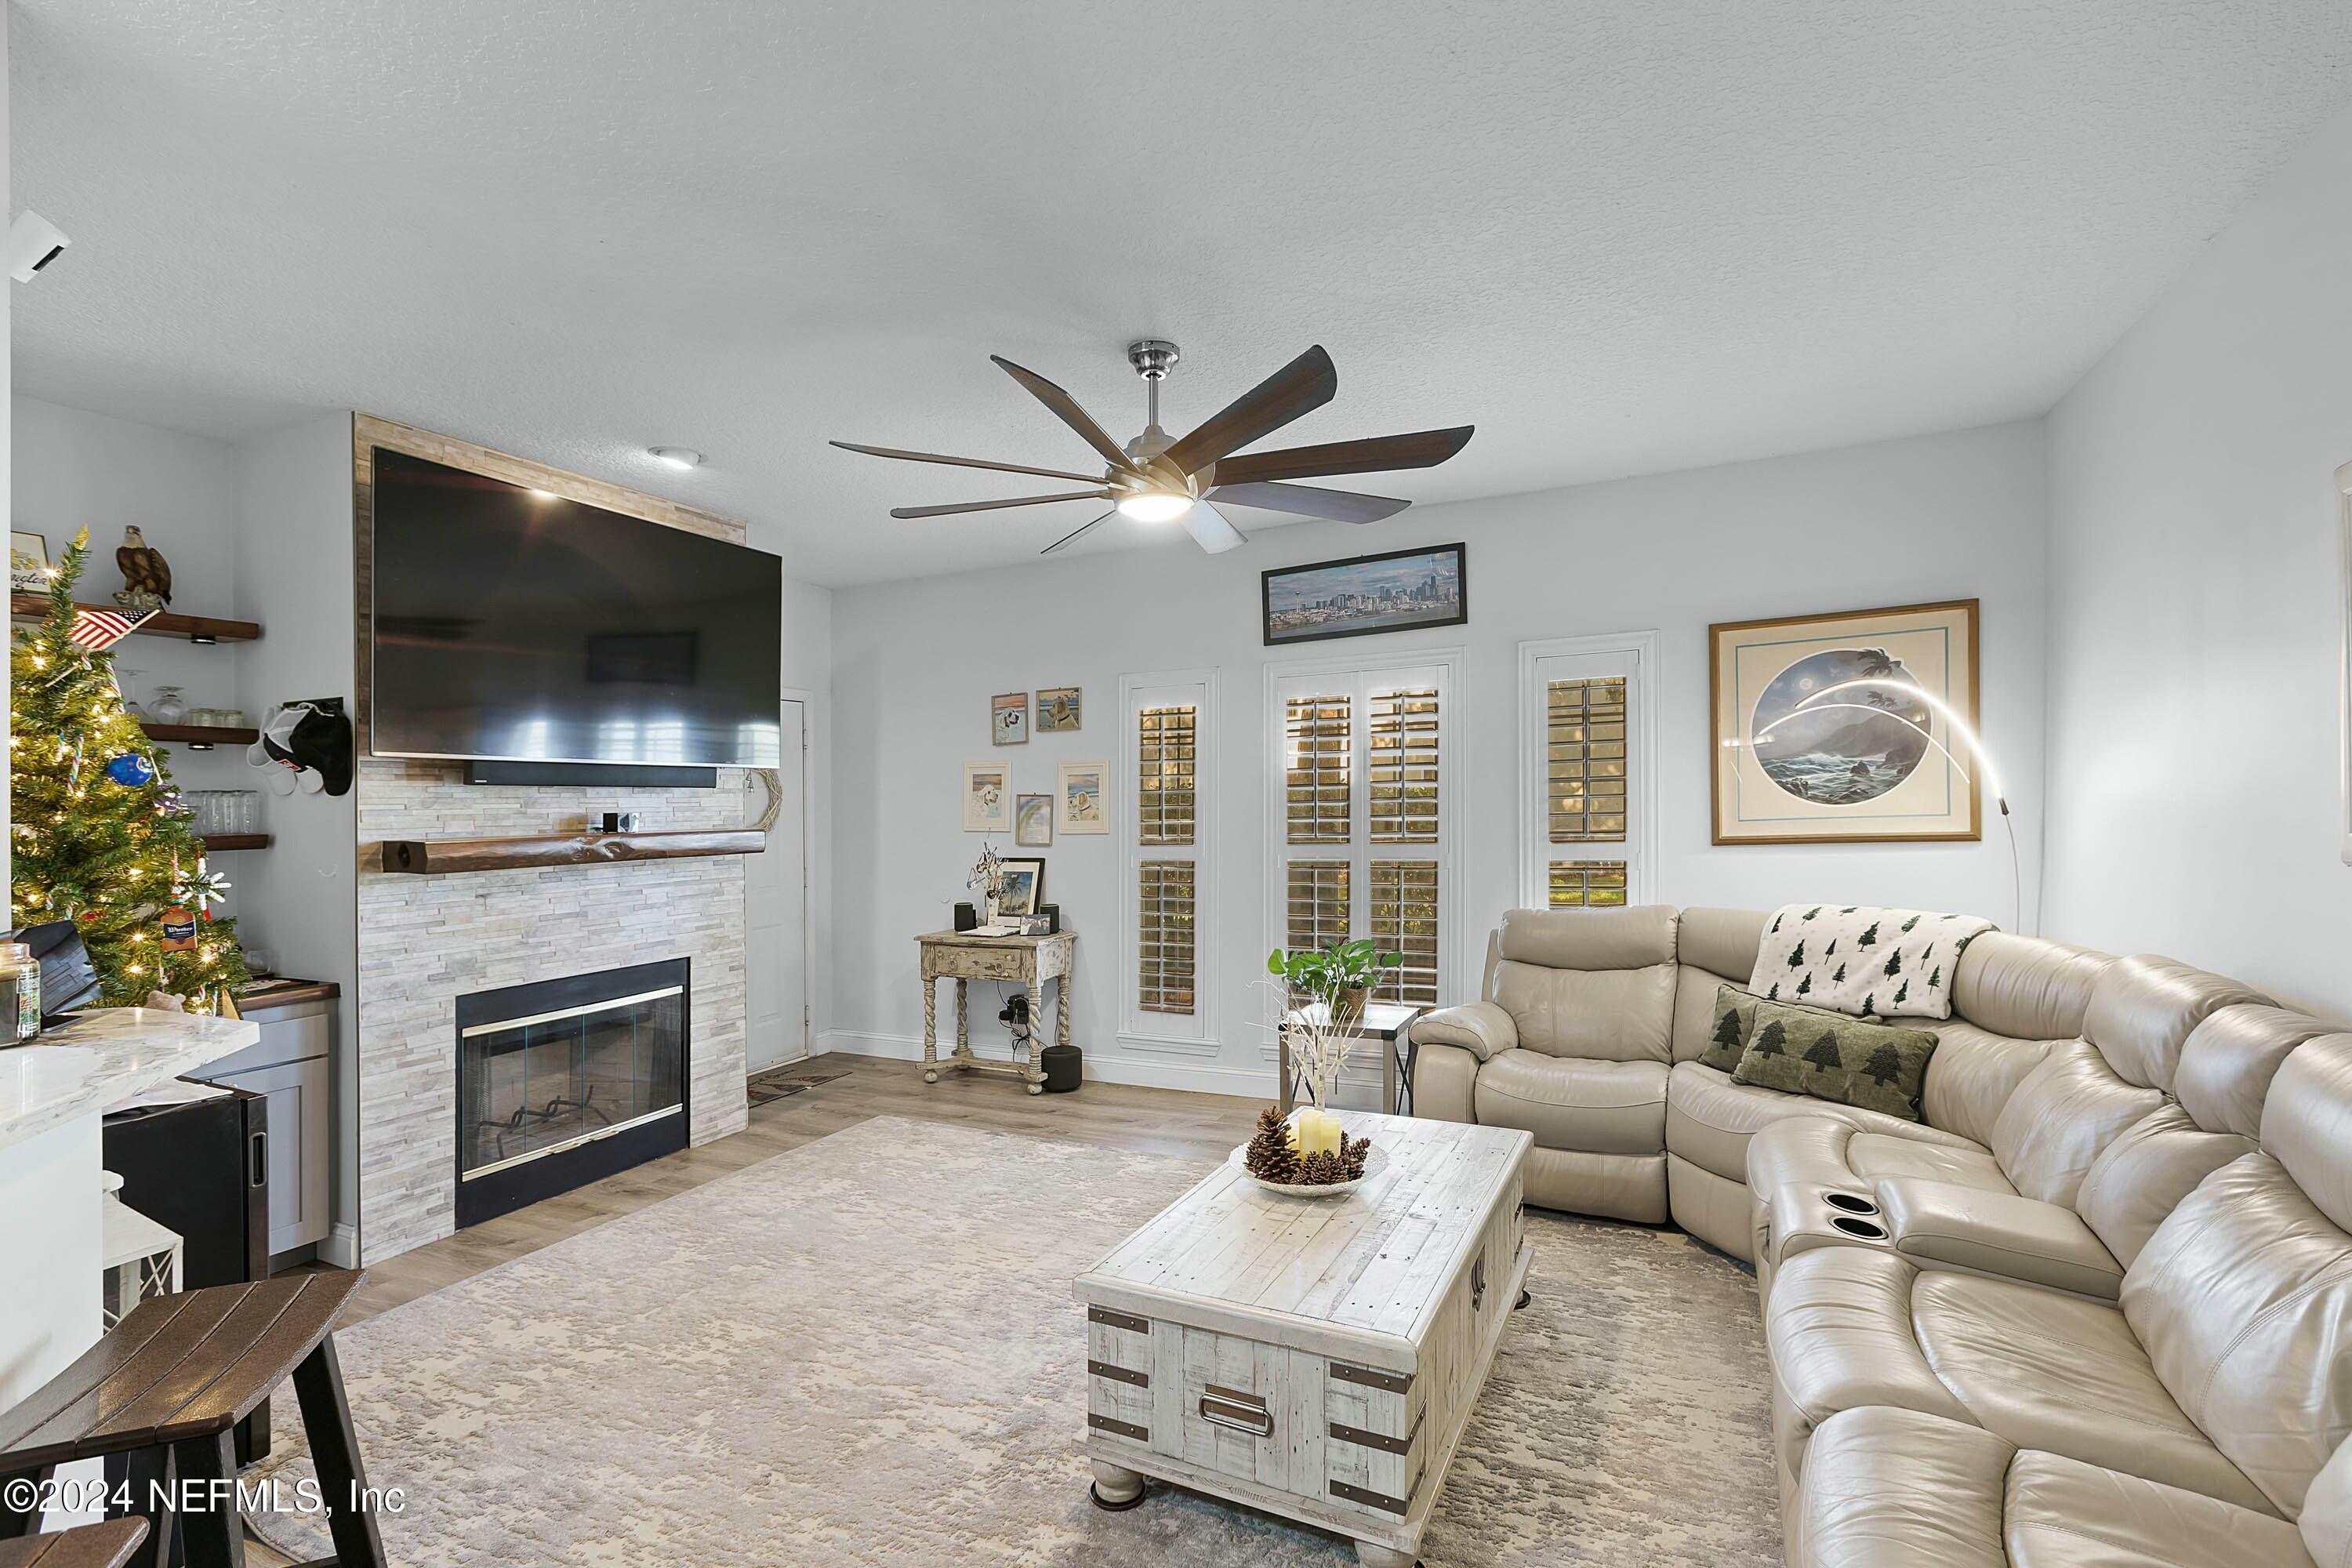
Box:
1228;1140;1389;1198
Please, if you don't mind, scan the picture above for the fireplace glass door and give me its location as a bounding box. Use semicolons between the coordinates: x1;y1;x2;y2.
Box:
459;982;685;1181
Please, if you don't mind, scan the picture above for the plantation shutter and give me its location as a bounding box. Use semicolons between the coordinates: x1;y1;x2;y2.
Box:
1284;695;1352;844
1138;704;1196;845
1123;676;1213;1043
1523;643;1647;910
1136;861;1196;1014
1272;660;1455;1015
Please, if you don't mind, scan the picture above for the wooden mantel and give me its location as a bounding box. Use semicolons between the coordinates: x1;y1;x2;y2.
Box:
378;828;766;875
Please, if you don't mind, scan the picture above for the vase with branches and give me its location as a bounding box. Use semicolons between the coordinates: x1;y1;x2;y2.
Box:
1261;938;1404;1109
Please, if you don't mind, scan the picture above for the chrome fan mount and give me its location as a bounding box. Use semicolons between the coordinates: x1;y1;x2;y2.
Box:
830;339;1474;555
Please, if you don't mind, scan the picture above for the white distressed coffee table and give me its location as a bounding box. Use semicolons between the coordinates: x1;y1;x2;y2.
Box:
1073;1111;1534;1566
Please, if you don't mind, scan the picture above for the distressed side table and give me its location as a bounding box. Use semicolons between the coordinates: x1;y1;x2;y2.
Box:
916;929;1076;1094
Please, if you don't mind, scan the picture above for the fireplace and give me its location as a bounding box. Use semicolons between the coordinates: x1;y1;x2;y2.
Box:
454;958;691;1227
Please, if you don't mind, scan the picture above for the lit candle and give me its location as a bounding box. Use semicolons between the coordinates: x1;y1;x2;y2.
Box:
1291;1108;1341;1156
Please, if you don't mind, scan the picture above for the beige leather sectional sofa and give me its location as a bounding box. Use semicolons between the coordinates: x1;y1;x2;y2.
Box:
1413;904;2352;1568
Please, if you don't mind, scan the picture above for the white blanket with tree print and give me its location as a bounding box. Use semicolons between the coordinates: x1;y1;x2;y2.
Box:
1747;903;1994;1021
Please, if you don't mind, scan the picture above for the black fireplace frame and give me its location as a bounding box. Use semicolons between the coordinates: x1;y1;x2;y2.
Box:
453;956;692;1229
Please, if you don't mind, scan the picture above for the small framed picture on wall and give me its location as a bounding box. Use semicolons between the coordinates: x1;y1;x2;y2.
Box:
962;763;1010;833
1036;686;1082;732
1056;759;1108;835
992;691;1029;746
1014;793;1054;847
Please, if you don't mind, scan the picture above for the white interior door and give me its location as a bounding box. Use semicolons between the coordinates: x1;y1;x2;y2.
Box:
744;699;809;1071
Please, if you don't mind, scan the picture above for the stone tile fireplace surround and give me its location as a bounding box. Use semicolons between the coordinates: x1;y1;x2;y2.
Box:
350;417;752;1265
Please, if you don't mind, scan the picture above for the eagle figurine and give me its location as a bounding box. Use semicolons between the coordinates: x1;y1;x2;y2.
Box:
113;525;172;612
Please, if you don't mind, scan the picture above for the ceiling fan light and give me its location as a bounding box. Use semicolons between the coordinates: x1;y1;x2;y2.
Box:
1116;492;1193;524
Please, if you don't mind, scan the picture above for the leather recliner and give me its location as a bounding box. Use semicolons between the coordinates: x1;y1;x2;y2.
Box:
1768;1032;2352;1551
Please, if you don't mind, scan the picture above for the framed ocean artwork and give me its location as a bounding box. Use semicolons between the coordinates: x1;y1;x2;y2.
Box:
1709;600;1980;844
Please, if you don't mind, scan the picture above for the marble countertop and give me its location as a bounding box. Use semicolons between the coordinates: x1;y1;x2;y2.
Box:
0;1008;261;1155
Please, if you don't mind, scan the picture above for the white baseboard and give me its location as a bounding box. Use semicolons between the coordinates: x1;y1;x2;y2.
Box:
811;1029;1386;1105
321;1221;361;1269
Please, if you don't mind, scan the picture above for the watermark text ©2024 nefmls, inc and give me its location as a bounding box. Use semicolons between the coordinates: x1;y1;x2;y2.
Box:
5;1473;406;1517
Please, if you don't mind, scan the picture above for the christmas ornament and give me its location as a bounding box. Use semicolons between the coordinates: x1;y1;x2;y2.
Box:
160;903;197;953
175;865;231;910
104;753;157;787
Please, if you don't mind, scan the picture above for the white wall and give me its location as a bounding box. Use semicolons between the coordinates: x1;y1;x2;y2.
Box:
12;397;259;919
2044;98;2352;1018
827;420;2049;1094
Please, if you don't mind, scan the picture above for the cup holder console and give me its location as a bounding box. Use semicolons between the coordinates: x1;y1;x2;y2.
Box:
1824;1192;1879;1216
1830;1214;1889;1240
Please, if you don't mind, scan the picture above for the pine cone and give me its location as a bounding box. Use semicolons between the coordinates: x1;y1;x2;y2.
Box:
1341;1134;1370;1181
1243;1105;1300;1183
1296;1148;1347;1186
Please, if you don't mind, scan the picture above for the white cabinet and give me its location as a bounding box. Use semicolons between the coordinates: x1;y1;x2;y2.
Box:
192;997;333;1257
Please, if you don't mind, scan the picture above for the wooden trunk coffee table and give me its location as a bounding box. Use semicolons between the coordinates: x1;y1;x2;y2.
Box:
1073;1112;1534;1566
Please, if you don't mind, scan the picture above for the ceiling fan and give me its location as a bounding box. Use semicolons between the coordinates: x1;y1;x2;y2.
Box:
830;339;1474;555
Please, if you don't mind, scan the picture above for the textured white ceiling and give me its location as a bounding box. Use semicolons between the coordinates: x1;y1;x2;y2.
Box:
13;2;2352;585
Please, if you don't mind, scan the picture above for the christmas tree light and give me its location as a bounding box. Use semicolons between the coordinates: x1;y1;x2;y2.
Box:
9;528;251;1011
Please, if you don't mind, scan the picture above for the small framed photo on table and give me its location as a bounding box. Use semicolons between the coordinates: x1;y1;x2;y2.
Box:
996;858;1046;916
9;532;49;593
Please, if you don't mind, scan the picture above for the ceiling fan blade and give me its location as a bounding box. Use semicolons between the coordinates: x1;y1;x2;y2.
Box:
1204;481;1410;524
990;356;1140;474
1041;510;1116;555
1182;499;1247;554
1208;425;1474;487
889;488;1111;520
830;441;1105;485
1160;345;1338;477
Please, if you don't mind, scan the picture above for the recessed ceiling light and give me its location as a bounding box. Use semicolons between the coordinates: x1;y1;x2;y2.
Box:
649;446;703;470
1116;492;1192;523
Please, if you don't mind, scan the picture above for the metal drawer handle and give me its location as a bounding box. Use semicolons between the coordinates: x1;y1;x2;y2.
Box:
1472;1254;1487;1311
1199;1386;1273;1437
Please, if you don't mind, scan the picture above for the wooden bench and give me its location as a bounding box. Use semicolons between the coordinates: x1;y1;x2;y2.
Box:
0;1272;385;1568
0;1519;150;1568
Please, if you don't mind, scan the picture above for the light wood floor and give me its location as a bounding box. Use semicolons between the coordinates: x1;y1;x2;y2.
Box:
339;1053;1266;1324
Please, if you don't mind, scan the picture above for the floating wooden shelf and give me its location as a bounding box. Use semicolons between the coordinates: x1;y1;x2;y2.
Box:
141;721;260;748
9;595;262;643
378;827;767;876
200;834;272;851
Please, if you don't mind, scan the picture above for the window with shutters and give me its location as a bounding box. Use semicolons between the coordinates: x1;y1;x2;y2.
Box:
1121;673;1214;1047
1269;655;1458;1013
1520;634;1656;911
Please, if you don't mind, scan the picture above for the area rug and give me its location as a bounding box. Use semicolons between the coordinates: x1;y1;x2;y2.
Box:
745;1063;851;1106
248;1117;1778;1565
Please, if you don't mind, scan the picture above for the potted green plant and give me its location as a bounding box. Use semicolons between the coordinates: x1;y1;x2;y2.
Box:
1265;938;1403;1034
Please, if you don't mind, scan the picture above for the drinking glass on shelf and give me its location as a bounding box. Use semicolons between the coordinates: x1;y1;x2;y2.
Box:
115;666;147;718
234;791;260;833
150;685;188;724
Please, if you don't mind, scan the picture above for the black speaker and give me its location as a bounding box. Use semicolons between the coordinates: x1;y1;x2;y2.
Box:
953;902;978;931
1039;903;1061;934
1040;1041;1082;1092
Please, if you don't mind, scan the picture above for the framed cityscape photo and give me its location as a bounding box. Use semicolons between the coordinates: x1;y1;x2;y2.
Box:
962;762;1010;833
1710;599;1980;844
1014;792;1054;847
1262;542;1467;646
991;691;1029;746
1056;759;1109;835
1035;685;1082;732
996;858;1046;916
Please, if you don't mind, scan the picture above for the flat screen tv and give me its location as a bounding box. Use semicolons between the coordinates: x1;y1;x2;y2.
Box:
369;448;782;769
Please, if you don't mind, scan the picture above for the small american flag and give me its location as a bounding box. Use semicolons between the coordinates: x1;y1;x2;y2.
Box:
67;606;158;651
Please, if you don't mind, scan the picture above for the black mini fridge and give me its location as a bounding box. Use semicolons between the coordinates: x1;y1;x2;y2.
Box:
102;1083;273;1465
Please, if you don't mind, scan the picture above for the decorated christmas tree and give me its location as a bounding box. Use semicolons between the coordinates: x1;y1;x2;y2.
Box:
9;529;250;1011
